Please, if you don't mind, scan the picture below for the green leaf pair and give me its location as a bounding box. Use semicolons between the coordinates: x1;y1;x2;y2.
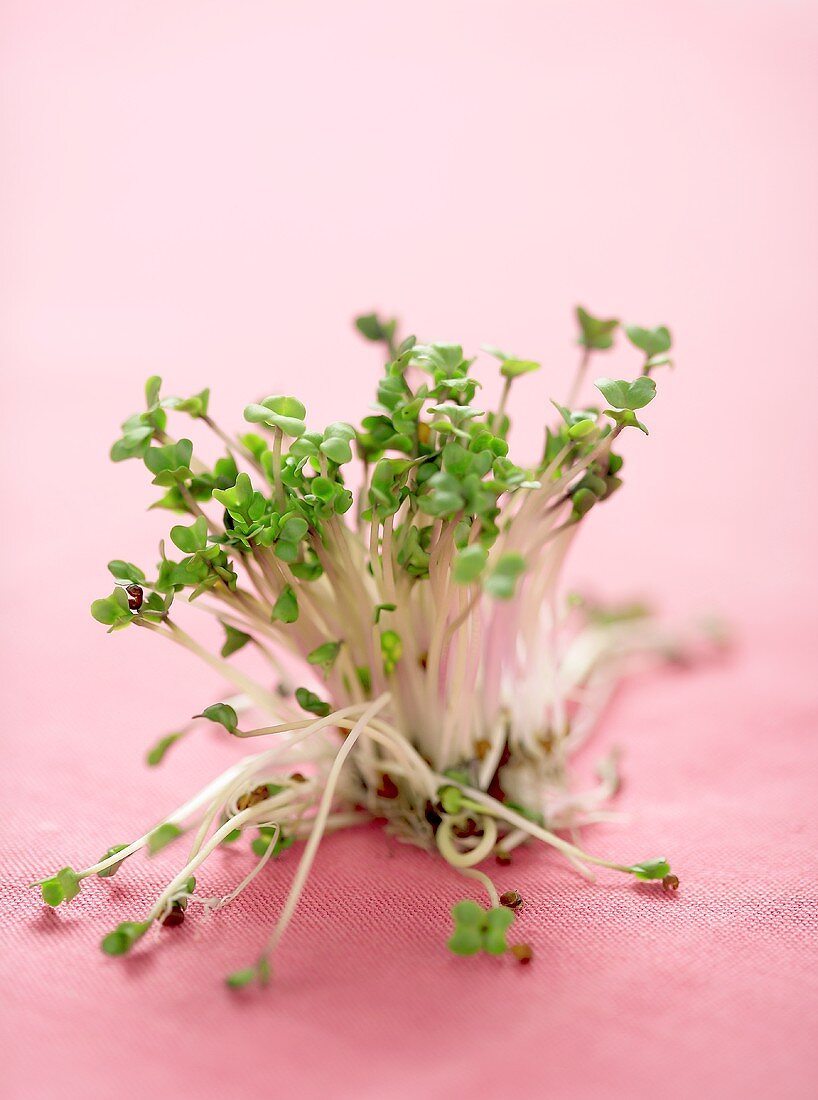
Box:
251;828;295;859
483;345;541;380
628;858;672;880
294;687;331;717
195;703;239;735
576;306;619;350
39;867;81;907
319;422;356;466
170;515;209;554
147;822;183;855
367;457;410;520
144;439;194;486
594;376;657;436
307;640;342;676
605;408;649;435
271;585;299;624
108;560;146;584
220;623;252;658
625;324;672;359
595;376;656;410
380;630;402;674
161;386;211;419
484;553;526;600
447;900;516;956
96;845;130;878
244;395;307;438
299;473;353;523
225;957;271;989
101;919;152;957
570;465;621;521
212;469;255;518
438;784;465;815
110;388;169;462
355;312;398;347
90;587;133;631
452;544;488;585
145;732;185;767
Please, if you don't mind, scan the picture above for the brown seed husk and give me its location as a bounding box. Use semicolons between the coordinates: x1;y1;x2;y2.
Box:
160;903;186;928
500;890;523;910
237;785;269;810
511;943;533;964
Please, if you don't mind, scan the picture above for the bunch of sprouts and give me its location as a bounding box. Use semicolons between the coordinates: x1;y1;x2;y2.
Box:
35;307;683;985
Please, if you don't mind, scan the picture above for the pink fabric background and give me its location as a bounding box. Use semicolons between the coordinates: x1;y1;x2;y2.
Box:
2;2;817;1096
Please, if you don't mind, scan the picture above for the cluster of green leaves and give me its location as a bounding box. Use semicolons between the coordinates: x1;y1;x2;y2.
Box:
91;307;671;681
214;471;316;560
109;376;209;463
156;516;238;600
76;311;680;979
112;377;233;518
574;306;672;434
447;899;516;956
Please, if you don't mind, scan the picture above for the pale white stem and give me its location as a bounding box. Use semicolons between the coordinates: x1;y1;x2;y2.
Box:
262;694;391;957
436;815;498;868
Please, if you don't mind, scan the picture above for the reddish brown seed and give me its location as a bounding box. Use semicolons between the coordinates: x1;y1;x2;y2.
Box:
237;785;268;810
662;874;680;892
377;774;399;799
487;740;512;803
500;890;523;911
125;584;144;610
424;801;442;830
160;903;185;928
453;817;480;839
290;772;307;784
495;849;512;866
511;943;533;965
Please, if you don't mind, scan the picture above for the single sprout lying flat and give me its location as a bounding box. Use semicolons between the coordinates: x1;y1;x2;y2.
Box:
34;307;692;986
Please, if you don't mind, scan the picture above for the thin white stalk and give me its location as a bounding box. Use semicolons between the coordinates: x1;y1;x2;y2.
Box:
261;693;391;958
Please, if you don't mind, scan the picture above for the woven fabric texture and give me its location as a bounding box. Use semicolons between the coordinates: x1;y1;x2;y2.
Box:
3;624;817;1098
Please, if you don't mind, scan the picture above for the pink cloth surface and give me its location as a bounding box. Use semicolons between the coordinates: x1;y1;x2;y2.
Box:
2;2;818;1097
